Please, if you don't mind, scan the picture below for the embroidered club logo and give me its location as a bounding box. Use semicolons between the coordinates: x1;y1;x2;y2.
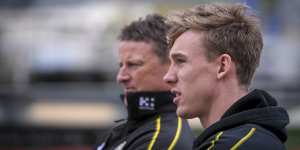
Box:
139;96;155;110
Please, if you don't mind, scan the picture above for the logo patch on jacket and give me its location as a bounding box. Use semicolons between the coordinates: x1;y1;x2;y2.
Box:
139;96;155;110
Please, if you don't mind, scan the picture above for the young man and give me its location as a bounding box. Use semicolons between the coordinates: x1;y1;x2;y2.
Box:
164;3;289;150
96;14;194;150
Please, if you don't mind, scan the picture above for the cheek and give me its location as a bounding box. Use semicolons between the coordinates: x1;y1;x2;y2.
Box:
178;67;198;102
135;67;164;89
178;66;197;91
179;66;212;110
134;71;147;83
129;70;144;86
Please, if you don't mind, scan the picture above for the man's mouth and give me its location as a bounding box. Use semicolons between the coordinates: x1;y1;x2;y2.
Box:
171;89;182;105
124;87;136;93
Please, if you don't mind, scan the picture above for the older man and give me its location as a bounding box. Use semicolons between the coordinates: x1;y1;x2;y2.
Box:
96;14;194;150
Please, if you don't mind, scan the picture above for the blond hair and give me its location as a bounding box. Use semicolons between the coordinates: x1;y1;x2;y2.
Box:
167;3;263;86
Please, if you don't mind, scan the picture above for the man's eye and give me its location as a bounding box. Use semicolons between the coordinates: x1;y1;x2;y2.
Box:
128;62;142;67
175;58;186;64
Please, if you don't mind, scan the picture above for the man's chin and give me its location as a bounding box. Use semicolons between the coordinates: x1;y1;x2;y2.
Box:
124;89;137;93
176;108;197;119
176;108;192;119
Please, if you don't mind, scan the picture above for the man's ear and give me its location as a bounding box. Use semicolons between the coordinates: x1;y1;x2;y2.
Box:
216;54;232;79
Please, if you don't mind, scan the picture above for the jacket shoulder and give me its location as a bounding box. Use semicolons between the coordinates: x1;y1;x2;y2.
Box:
126;114;194;150
94;122;128;150
201;124;286;150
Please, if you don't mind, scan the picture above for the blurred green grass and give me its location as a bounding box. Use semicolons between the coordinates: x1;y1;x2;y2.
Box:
287;129;300;150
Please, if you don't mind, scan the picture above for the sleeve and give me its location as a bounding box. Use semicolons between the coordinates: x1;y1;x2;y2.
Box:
205;126;286;150
94;123;127;150
94;131;111;150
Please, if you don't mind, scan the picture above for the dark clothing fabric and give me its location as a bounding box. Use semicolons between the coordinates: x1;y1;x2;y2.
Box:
194;89;290;150
96;91;194;150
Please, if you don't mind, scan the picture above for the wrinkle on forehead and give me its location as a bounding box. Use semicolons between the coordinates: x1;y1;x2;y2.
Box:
118;41;156;61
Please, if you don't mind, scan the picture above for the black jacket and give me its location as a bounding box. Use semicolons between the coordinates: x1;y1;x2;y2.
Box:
194;89;289;150
96;91;194;150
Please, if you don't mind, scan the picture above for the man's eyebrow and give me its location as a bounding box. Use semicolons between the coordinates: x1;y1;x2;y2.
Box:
119;59;144;65
170;52;186;59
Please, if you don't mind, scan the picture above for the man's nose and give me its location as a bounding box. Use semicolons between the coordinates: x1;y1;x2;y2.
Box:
117;67;130;83
163;68;177;85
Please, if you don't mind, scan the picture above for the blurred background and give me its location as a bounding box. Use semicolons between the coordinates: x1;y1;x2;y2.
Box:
0;0;299;149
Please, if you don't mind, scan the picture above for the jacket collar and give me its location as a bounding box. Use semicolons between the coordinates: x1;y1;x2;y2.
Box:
121;91;176;121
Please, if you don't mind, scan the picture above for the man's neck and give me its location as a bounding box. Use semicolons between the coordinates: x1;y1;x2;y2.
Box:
199;85;248;128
